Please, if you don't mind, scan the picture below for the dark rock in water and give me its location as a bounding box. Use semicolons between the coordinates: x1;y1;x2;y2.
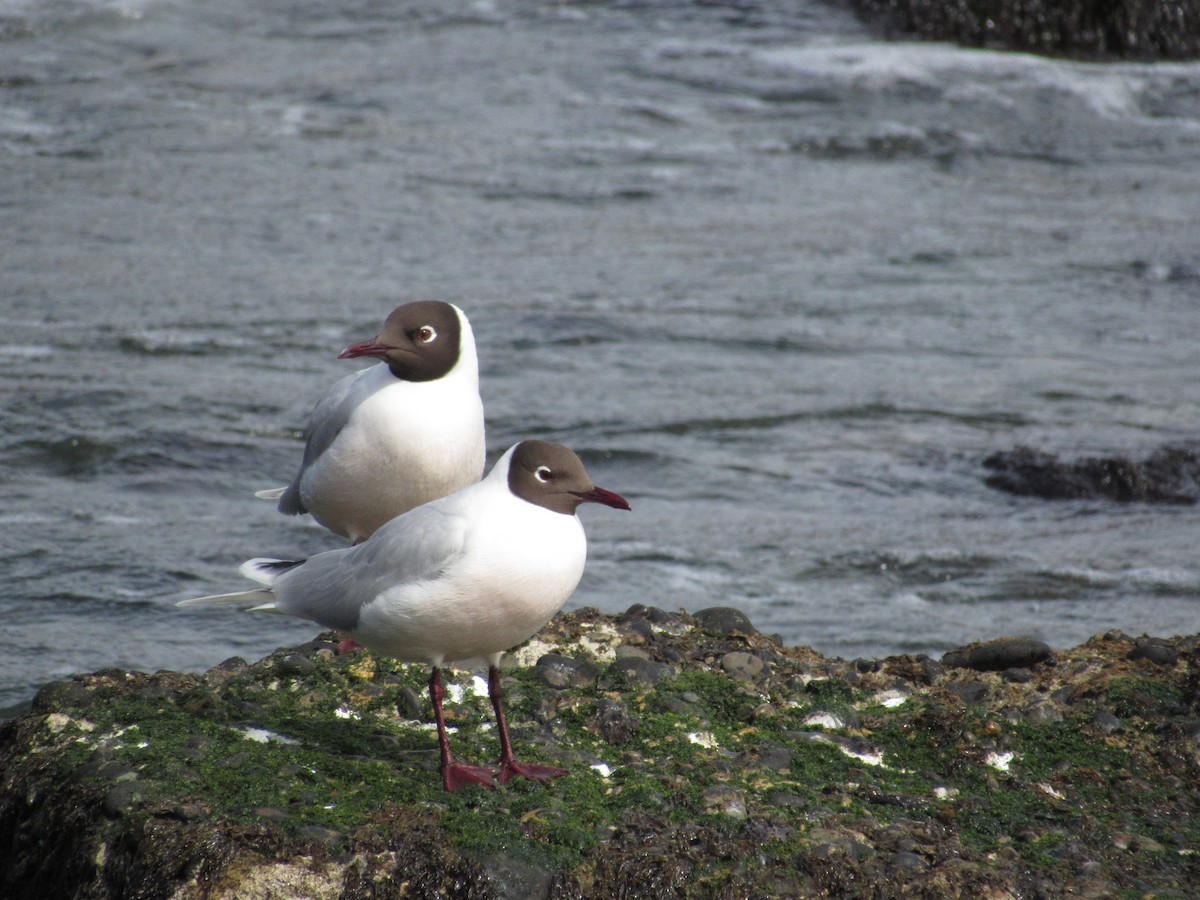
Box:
982;445;1200;504
693;606;759;636
942;636;1053;671
846;0;1200;61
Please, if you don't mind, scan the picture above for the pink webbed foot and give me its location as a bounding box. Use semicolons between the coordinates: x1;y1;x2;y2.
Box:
443;761;499;792
335;638;364;655
498;759;569;786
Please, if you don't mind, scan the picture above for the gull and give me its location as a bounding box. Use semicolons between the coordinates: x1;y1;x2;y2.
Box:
257;301;485;544
184;440;630;790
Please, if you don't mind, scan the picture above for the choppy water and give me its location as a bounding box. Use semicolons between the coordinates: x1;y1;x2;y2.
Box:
3;0;1199;718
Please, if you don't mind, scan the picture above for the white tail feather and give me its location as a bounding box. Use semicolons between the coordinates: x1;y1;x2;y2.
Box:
176;589;273;608
254;487;286;500
239;557;303;585
248;601;281;614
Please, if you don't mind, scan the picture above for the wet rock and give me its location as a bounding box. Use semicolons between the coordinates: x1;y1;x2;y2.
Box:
295;824;343;848
849;0;1200;63
31;679;94;713
589;698;640;745
181;687;227;721
982;445;1200;503
3;613;1200;898
944;680;990;706
274;653;316;678
1021;700;1063;725
471;853;555;900
1129;637;1178;666
614;645;651;661
535;653;599;690
719;651;766;681
1002;667;1033;684
1090;711;1124;734
102;780;145;818
693;606;758;636
396;685;425;719
615;614;653;642
942;636;1052;672
739;740;793;772
609;652;676;686
169;802;211;822
702;785;747;819
638;605;685;626
1113;832;1166;853
891;850;929;871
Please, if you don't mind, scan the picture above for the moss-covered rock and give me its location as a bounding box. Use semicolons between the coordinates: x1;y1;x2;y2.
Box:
2;610;1198;898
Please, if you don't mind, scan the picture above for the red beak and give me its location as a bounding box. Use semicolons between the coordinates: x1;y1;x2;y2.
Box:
338;338;393;360
573;486;631;511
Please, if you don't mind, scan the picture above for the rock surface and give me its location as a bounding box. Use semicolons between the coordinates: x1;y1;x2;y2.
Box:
983;445;1200;504
847;0;1200;61
2;608;1198;898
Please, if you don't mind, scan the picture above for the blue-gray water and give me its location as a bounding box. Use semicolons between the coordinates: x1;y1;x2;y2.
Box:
3;0;1199;718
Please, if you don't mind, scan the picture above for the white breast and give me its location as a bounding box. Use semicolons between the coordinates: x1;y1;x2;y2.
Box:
301;365;485;542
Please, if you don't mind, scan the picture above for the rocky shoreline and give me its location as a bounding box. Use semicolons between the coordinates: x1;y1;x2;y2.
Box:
2;607;1198;898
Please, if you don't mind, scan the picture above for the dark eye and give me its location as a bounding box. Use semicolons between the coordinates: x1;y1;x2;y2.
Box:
534;465;552;483
414;325;437;343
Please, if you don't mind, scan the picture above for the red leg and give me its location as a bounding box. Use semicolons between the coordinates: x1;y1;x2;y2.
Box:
489;666;568;786
428;667;496;792
335;638;363;655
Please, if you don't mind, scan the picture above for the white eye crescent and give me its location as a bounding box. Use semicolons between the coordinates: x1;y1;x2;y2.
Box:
415;325;437;343
534;466;552;483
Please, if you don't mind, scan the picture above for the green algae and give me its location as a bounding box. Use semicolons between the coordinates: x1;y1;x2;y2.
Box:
6;619;1199;897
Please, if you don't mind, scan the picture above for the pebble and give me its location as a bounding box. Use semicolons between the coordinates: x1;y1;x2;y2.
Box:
1021;701;1063;725
396;686;424;719
1002;667;1033;683
297;825;344;848
741;740;792;772
589;698;639;745
1113;832;1165;853
275;654;316;677
612;654;673;686
944;680;990;706
1128;637;1177;667
720;651;765;681
615;615;653;641
614;645;651;661
102;781;145;818
535;653;599;690
693;606;758;636
702;785;747;819
892;850;929;871
169;802;210;822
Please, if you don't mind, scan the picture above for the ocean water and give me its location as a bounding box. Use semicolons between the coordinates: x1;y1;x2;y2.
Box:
3;0;1199;718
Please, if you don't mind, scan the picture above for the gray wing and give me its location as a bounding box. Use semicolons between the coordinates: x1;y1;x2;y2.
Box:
277;368;374;515
270;501;468;631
